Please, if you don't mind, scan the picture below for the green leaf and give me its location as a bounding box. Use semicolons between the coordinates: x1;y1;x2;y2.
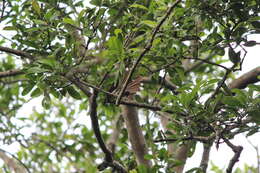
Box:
248;84;260;92
114;29;122;37
247;108;260;124
63;18;76;25
30;88;42;97
107;36;123;54
142;20;157;28
137;164;148;173
33;19;47;25
144;154;153;160
249;16;260;22
22;84;34;96
26;67;49;74
222;96;244;108
50;88;61;98
67;86;82;100
42;95;51;109
186;167;203;173
38;58;56;68
90;0;102;6
130;4;148;11
32;0;41;15
3;26;16;30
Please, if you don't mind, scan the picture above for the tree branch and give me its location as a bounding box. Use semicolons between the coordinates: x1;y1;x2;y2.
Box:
121;105;152;167
229;66;260;89
154;135;212;143
116;0;182;105
0;148;30;173
183;56;229;71
89;90;112;161
185;52;219;73
0;69;24;78
174;143;190;173
107;114;123;154
0;46;35;59
89;90;127;172
200;141;213;172
223;138;243;173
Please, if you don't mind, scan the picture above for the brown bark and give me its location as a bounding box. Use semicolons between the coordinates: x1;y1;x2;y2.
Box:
0;150;27;173
174;144;190;173
200;142;212;172
0;69;24;78
229;66;260;89
121;105;152;167
160;115;175;154
160;114;190;173
107;114;123;154
0;46;35;60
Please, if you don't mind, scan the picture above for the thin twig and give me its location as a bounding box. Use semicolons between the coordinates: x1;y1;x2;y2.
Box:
116;0;182;105
183;56;229;71
151;58;180;74
207;64;235;102
154;135;213;143
0;0;6;19
85;10;105;50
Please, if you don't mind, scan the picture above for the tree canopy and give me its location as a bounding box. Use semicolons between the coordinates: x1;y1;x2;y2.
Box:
0;0;260;172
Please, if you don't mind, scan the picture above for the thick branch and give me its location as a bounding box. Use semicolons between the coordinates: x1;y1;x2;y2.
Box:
223;138;243;173
174;144;190;173
0;69;24;78
116;0;182;105
0;149;29;173
89;91;112;162
0;46;35;59
159;113;190;173
107;114;123;154
200;142;213;172
229;66;260;89
121;105;152;167
89;90;126;172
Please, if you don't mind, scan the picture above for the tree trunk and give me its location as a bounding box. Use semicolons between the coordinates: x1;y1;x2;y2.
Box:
160;114;190;173
121;105;152;167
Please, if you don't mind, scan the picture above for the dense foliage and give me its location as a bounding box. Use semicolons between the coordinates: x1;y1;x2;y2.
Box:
0;0;259;172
